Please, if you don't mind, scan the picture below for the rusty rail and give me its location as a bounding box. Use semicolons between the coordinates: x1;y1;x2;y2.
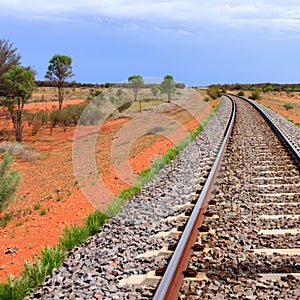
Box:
153;95;236;300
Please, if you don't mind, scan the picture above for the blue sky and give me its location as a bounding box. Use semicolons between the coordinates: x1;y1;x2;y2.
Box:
1;0;300;86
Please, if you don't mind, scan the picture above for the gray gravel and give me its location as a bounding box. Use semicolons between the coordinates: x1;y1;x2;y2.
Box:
249;98;300;151
25;97;232;299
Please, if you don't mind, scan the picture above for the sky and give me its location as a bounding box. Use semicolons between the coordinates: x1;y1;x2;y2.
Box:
1;0;300;86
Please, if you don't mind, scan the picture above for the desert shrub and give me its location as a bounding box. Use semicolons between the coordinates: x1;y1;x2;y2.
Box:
283;102;295;111
207;86;222;100
31;111;49;135
117;101;132;113
78;105;103;125
24;112;35;127
146;126;165;134
109;96;119;106
263;85;274;93
203;95;210;102
66;104;88;124
49;109;62;128
0;142;38;162
0;152;20;211
237;90;244;96
249;90;260;100
151;86;159;97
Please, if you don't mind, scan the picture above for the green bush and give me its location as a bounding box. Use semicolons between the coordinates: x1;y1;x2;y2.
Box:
203;95;210;102
207;86;222;100
237;90;244;96
283;102;295;111
117;101;132;113
78;105;103;125
249;90;260;100
31;111;49;135
0;152;20;211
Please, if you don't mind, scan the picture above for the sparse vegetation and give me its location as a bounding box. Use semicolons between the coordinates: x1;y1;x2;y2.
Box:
0;212;13;227
0;152;20;211
207;85;222;100
203;95;210;102
0;209;107;299
249;89;261;100
105;99;221;218
283;102;295;111
0;142;38;162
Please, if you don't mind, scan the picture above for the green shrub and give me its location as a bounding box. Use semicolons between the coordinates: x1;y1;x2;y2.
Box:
207;85;222;100
78;105;103;125
249;90;260;100
31;111;49;135
283;102;295;111
0;153;20;211
203;95;210;102
117;101;132;113
237;90;244;96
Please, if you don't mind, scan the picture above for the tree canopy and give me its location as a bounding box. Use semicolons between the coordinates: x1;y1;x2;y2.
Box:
0;39;21;96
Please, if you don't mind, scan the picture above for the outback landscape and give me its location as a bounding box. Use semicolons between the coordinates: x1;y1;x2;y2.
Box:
0;84;213;282
0;82;299;285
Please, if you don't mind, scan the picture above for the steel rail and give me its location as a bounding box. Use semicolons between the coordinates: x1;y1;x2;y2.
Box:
153;95;236;300
230;94;300;168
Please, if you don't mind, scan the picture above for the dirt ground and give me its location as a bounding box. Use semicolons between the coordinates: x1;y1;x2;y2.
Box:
0;87;211;281
248;91;300;124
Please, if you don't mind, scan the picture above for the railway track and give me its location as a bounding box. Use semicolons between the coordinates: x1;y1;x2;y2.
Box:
152;95;300;299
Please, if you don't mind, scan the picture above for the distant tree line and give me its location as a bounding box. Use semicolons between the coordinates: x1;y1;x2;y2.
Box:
215;83;300;93
35;80;116;89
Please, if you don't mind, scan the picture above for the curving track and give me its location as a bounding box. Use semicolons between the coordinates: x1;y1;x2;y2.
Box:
154;95;300;299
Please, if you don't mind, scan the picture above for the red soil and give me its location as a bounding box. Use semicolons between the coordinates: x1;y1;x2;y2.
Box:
0;97;211;281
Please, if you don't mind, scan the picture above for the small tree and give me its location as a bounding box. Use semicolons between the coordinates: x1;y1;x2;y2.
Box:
45;54;74;110
151;86;159;97
160;75;176;102
1;66;36;141
128;75;144;112
0;39;21;97
116;88;124;102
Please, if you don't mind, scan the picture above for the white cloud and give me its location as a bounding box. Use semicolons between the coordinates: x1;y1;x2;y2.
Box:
1;0;300;37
